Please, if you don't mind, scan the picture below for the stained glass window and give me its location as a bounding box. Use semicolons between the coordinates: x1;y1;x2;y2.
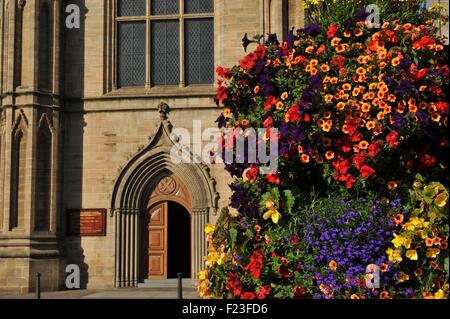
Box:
118;0;146;17
185;19;214;85
151;20;180;85
117;22;146;87
185;0;214;14
151;0;179;15
116;1;214;88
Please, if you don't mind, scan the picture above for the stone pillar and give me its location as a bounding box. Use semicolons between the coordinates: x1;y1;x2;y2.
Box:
115;208;139;288
270;0;283;39
191;207;209;282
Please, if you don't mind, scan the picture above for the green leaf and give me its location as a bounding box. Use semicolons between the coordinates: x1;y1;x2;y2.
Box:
229;228;238;250
284;189;295;214
444;257;449;275
272;187;280;204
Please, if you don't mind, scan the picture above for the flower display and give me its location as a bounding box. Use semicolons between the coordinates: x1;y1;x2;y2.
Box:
200;5;448;299
384;176;449;299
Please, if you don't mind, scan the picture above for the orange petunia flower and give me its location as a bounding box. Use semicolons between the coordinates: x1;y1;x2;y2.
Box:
387;181;398;190
336;102;346;111
309;59;319;66
328;260;337;270
325;95;334;103
394;214;404;225
354;28;363;37
356;67;366;75
341;83;350;91
352;88;361;97
366;121;376;130
409;105;418;113
380;291;391;299
321;122;332;132
331;37;341;46
361;103;371;113
325;151;335;160
276;101;284;110
321;64;330;72
391;57;401;67
301;154;310;163
335;44;346;53
305;46;314;54
359;141;369;149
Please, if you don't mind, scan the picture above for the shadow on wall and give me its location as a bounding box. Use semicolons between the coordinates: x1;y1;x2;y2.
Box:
60;0;89;290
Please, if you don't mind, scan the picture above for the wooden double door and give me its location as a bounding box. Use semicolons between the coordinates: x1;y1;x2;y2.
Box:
147;201;191;279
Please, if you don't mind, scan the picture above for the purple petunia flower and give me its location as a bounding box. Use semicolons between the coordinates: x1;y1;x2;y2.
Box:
300;23;322;37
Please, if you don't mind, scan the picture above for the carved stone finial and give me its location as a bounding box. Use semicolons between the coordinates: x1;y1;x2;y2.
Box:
17;0;26;9
158;102;170;120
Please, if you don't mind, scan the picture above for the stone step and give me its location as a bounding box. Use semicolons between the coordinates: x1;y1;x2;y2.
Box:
137;279;197;289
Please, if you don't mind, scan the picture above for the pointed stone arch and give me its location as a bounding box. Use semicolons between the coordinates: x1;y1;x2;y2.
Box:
10;111;28;230
34;112;53;231
111;116;219;287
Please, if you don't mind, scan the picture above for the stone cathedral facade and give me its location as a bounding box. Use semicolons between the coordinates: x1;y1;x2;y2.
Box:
0;0;306;294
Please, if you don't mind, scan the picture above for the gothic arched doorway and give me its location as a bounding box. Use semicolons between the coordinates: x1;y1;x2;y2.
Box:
110;116;219;288
145;201;191;280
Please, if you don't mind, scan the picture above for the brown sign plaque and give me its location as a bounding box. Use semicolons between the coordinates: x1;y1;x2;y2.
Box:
67;209;106;236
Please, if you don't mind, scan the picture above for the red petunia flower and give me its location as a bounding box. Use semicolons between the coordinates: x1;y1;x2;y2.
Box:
360;165;376;179
316;44;326;55
245;166;259;182
264;96;277;111
367;142;381;157
420;154;436;168
327;24;339;38
265;173;280;185
332;55;345;68
386;131;399;149
257;286;271;299
263;116;273;128
241;292;256;299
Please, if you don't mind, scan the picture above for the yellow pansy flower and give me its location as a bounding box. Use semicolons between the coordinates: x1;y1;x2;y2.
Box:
391;233;410;248
387;248;402;263
409;217;429;228
263;208;281;224
435;192;448;208
434;289;446;299
426;248;440;258
198;270;207;280
204;224;215;234
205;245;220;266
416;229;428;239
406;249;418;261
402;222;415;231
403;238;412;249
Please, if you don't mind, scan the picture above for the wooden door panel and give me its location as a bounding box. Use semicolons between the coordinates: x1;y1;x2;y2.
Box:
148;202;167;278
150;207;164;225
148;253;165;276
149;229;164;250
